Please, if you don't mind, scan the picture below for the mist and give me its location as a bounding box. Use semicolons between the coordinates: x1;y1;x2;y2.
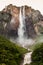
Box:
16;6;35;47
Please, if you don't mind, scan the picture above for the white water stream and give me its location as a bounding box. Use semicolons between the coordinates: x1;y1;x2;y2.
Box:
17;7;33;65
18;7;25;44
10;7;35;65
17;6;35;46
23;52;32;65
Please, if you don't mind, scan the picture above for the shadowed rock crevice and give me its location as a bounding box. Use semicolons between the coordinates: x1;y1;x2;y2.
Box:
25;16;36;38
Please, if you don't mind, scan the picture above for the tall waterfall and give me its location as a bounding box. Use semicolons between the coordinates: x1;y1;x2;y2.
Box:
17;6;35;47
17;7;25;45
16;7;35;65
18;7;24;39
10;6;35;65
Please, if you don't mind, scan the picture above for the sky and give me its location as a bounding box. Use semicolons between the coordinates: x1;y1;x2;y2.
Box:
0;0;43;14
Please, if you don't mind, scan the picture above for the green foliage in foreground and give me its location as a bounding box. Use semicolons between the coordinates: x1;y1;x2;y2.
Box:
30;43;43;65
0;36;28;65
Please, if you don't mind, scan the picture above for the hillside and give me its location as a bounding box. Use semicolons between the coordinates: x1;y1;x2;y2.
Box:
30;43;43;65
0;35;28;65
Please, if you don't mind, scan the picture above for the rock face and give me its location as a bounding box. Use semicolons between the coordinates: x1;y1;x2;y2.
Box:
25;16;36;38
0;4;43;38
1;4;20;38
0;12;12;37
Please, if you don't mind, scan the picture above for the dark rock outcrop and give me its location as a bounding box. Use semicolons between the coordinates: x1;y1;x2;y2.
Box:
0;12;12;37
25;16;36;38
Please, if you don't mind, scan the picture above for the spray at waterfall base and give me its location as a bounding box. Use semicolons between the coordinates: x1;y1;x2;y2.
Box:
16;7;35;47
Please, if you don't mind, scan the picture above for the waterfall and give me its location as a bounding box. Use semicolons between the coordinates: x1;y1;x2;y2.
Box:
9;6;35;65
17;6;35;47
10;6;35;65
23;52;32;65
17;7;25;45
18;7;24;39
17;7;34;65
23;6;25;20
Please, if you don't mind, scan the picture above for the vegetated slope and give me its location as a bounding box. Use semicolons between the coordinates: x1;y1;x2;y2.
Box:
30;43;43;65
0;36;28;65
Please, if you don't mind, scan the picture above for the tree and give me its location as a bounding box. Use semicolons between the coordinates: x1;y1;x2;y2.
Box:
30;43;43;65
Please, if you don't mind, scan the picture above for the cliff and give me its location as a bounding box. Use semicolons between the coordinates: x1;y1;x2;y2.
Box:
0;4;43;38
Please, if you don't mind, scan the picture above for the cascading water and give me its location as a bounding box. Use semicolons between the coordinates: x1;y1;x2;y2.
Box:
17;6;35;47
17;7;25;45
23;52;32;65
17;7;35;65
9;6;35;65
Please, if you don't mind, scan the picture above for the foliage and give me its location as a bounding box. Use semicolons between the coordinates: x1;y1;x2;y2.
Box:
30;43;43;65
0;36;28;65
